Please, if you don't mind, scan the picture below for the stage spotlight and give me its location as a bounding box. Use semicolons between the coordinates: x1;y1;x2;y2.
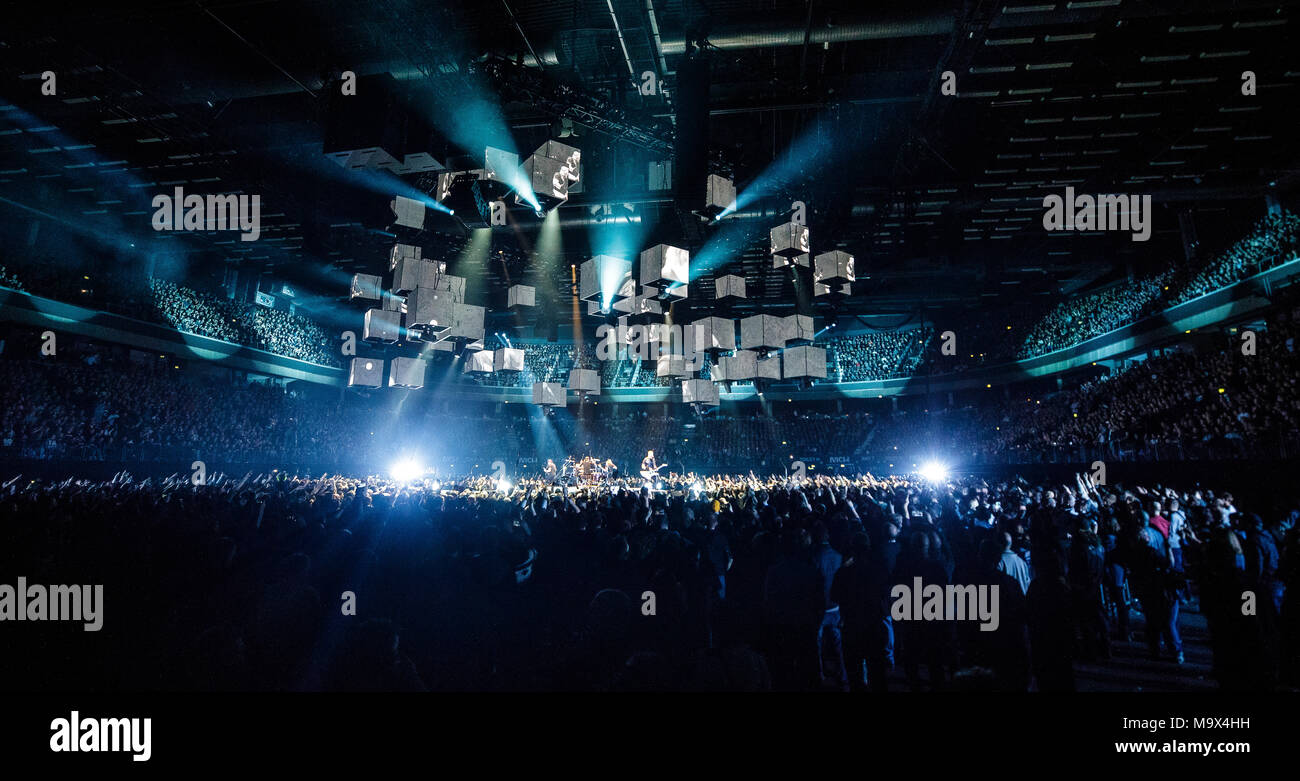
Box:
497;478;512;493
390;458;423;482
919;461;950;483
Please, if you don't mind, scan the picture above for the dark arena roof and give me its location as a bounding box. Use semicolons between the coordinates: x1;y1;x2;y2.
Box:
1;0;1300;729
2;1;1296;329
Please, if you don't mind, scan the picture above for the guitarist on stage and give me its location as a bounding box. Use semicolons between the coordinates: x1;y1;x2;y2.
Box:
640;450;666;481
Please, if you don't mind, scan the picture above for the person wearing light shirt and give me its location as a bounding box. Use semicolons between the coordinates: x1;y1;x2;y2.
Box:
996;532;1032;595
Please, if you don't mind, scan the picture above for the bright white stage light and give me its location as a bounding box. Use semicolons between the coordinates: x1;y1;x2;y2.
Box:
691;481;704;494
390;459;422;482
918;461;949;483
497;478;512;493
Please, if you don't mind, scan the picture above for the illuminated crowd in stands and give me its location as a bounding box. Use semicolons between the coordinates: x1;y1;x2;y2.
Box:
481;212;1300;385
0;256;341;367
0;347;869;472
149;278;340;367
0;211;1295;381
4;299;1300;471
867;311;1300;465
827;329;931;381
1169;211;1300;306
0;354;348;464
1016;273;1173;359
1016;211;1299;359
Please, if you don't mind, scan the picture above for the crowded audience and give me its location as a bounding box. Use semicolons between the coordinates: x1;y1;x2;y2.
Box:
0;255;340;367
1169;211;1300;306
5;467;1295;692
4;292;1300;692
1017;273;1172;359
0;350;870;473
1016;211;1299;359
149;278;339;367
869;310;1300;465
5;304;1300;472
0;355;350;464
827;329;931;381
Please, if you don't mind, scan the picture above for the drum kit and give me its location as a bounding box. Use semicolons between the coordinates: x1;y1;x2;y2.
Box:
559;456;609;485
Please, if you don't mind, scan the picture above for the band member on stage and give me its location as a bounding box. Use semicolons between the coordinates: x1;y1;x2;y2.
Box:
640;450;665;480
604;458;618;479
543;459;557;483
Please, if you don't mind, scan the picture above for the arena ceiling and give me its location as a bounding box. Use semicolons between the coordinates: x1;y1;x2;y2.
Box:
1;0;1296;333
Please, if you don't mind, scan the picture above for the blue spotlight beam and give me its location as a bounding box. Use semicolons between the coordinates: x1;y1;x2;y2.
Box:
720;119;836;219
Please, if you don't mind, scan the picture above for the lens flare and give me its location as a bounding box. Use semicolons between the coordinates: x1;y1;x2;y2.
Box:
389;459;422;482
919;461;950;483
